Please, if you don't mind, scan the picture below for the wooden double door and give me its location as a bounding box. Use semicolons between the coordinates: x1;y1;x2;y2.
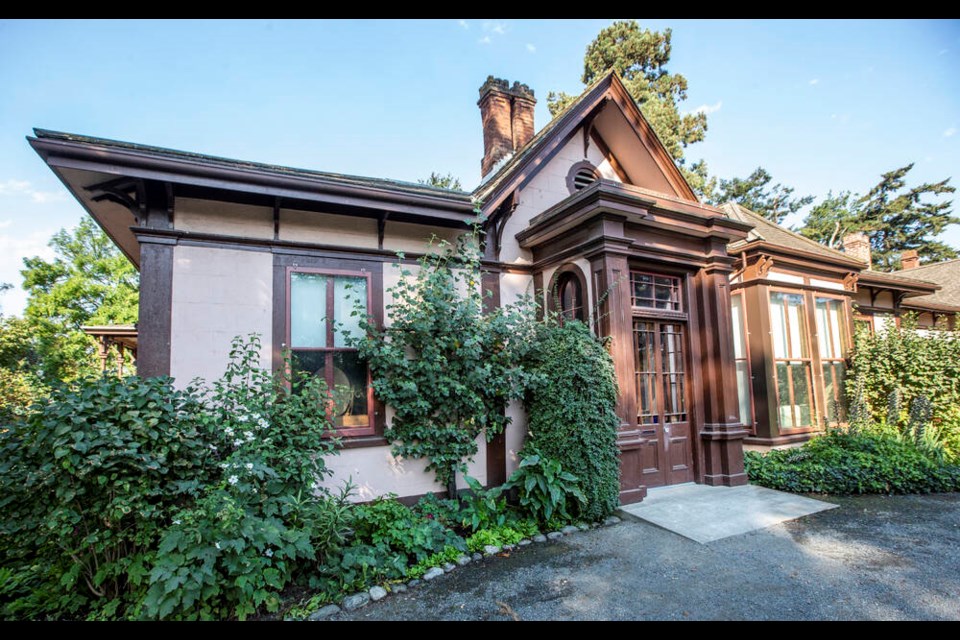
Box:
630;319;694;488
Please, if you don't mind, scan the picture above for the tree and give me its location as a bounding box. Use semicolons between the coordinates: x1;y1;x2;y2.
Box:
419;172;463;190
710;166;814;224
349;219;534;498
798;164;958;271
547;21;708;175
797;191;859;249
19;217;139;382
855;164;957;271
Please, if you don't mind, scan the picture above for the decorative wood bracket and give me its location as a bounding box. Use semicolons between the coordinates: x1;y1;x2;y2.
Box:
378;211;389;251
485;190;519;260
843;272;858;292
86;177;147;224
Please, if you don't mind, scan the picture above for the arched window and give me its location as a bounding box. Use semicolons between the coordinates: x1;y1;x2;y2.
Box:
557;272;584;322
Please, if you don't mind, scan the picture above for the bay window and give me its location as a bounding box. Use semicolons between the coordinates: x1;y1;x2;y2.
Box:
769;290;815;430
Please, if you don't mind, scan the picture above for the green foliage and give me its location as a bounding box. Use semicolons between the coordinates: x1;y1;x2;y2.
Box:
799;164;957;271
458;476;511;532
350;497;465;564
503;449;586;526
0;334;344;620
20;217;139;383
706;166;814;224
419;172;463;191
522;320;620;522
0;315;49;424
847;315;960;461
548;21;706;166
465;525;527;553
411;493;463;529
745;431;960;495
405;545;464;579
348;217;535;494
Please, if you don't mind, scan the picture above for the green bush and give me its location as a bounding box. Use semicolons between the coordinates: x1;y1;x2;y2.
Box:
745;431;960;495
349;497;465;563
0;334;346;620
848;315;960;461
503;448;586;526
522;320;620;521
457;476;512;532
465;525;528;553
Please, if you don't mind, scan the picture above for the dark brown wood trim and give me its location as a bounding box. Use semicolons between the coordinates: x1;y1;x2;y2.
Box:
589;129;631;184
731;277;856;297
136;240;173;378
744;432;820;447
545;262;588;321
480;270;507;487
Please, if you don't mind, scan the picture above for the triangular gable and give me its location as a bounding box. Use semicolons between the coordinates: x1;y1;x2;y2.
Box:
474;71;698;214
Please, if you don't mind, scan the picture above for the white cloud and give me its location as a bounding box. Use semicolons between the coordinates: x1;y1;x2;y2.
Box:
0;179;66;204
458;19;468;29
526;43;536;53
691;100;723;116
491;23;506;35
478;35;491;45
944;126;957;138
0;220;11;229
0;227;57;317
809;78;820;85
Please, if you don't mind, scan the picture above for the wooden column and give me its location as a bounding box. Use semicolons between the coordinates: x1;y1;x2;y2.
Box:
135;181;175;378
743;282;778;442
481;268;507;487
695;264;748;487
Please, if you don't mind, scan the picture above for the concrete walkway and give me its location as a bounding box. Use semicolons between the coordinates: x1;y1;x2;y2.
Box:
334;493;960;621
618;483;837;544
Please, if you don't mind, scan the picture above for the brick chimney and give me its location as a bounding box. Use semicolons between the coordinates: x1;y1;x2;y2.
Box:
842;232;871;269
478;76;536;179
901;250;920;270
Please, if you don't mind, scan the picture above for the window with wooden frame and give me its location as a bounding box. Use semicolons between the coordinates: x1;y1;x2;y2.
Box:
769;290;816;430
287;268;375;436
557;271;585;322
730;292;753;429
631;272;682;311
815;296;848;425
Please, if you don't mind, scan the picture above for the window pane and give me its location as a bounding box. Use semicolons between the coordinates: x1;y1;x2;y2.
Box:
776;362;793;428
770;295;788;359
291;273;327;348
333;276;367;348
331;351;369;428
828;300;844;358
290;350;326;395
731;295;746;358
791;363;813;427
736;361;751;425
786;298;806;358
815;299;830;357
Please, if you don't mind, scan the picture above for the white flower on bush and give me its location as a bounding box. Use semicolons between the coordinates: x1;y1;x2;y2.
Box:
228;475;239;485
234;439;244;447
219;462;229;469
237;415;249;423
264;549;273;558
244;431;255;442
224;427;234;437
215;542;221;550
257;417;269;430
173;519;181;525
245;462;253;471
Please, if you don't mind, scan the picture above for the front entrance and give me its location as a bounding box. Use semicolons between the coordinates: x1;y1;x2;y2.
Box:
632;320;694;488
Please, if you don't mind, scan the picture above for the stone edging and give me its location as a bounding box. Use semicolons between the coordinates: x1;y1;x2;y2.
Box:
304;516;623;620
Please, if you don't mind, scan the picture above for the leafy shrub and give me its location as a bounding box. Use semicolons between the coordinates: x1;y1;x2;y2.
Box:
503;449;585;525
411;493;462;529
848;315;960;461
0;334;346;621
350;497;465;563
745;431;960;495
0;374;214;619
465;525;527;553
522;320;620;521
405;545;464;579
458;476;512;532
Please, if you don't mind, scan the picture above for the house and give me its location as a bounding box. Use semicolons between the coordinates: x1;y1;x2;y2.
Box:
28;71;960;504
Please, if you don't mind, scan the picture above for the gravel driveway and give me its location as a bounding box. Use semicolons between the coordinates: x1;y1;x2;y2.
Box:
334;492;960;621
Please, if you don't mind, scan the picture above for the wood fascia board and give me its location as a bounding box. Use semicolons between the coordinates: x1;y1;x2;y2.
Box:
29;136;475;220
739;240;866;272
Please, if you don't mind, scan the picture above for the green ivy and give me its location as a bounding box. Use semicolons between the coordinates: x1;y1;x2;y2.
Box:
745;431;960;495
521;320;620;521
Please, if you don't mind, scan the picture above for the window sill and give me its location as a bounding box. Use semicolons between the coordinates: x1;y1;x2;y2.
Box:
336;434;389;449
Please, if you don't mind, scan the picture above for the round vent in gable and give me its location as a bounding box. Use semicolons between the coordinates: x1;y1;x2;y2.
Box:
566;161;600;193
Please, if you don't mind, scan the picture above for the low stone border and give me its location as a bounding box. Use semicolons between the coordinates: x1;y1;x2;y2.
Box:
304;516;623;620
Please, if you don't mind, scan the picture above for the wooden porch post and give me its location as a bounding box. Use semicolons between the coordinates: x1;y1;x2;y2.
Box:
695;263;749;486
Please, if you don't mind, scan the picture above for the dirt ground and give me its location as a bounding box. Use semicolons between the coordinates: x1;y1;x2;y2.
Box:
332;493;960;621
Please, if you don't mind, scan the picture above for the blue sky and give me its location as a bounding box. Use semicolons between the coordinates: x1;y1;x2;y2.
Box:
0;19;958;315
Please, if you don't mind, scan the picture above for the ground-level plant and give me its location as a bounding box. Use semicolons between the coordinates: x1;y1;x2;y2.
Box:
745;430;960;495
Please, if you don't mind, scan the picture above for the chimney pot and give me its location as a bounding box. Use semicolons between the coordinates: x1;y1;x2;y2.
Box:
478;76;537;179
901;250;920;270
842;232;872;269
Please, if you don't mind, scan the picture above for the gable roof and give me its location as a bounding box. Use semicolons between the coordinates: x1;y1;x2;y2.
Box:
721;202;867;269
473;70;698;212
897;258;960;309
